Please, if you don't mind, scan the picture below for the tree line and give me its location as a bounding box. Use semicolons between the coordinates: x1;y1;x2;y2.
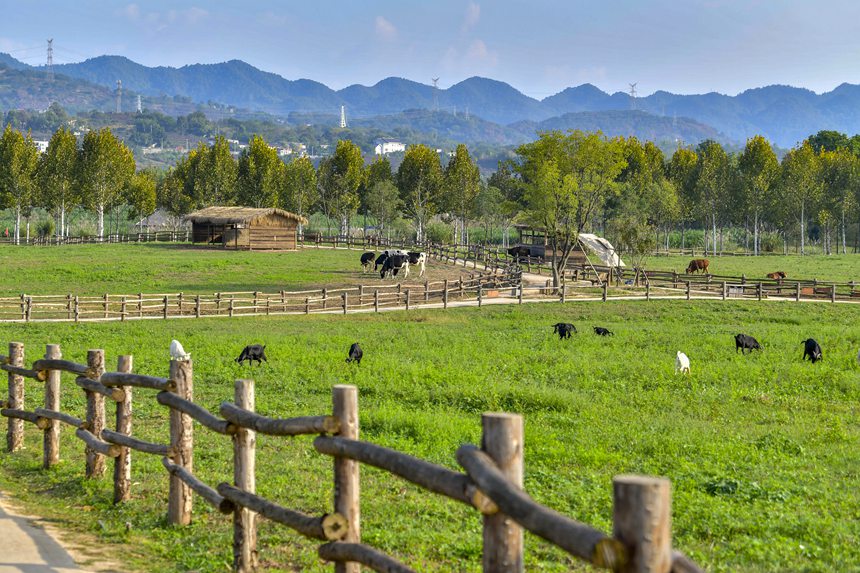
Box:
2;123;860;274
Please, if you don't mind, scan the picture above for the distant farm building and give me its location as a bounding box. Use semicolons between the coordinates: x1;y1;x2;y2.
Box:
184;207;307;250
513;224;625;266
374;138;406;155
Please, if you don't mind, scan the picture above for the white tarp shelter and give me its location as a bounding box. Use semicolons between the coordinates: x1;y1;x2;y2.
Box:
578;233;625;267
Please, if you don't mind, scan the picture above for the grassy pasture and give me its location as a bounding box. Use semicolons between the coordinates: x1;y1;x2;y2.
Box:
644;253;860;283
0;300;857;572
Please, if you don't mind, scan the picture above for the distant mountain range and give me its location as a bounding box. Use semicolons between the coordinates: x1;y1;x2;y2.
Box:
3;52;860;147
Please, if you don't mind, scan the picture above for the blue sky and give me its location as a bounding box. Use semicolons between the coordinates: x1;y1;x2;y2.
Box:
2;0;860;98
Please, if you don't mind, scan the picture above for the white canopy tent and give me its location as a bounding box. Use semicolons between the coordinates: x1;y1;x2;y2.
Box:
578;233;625;267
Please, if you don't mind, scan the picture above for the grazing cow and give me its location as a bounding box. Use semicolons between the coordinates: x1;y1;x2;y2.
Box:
675;351;690;374
407;252;427;278
685;259;710;274
346;342;363;365
169;339;191;361
381;254;410;279
734;334;761;354
374;252;389;271
593;326;614;336
236;344;267;366
766;271;787;280
552;322;576;339
360;252;376;273
801;338;822;363
507;245;531;261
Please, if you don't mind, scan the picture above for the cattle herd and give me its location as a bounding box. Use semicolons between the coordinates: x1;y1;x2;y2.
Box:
360;250;427;279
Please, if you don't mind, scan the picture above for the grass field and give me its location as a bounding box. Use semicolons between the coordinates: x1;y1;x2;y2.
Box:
644;253;860;283
0;299;857;572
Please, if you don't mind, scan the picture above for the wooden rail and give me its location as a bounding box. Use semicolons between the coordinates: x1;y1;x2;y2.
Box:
0;341;704;573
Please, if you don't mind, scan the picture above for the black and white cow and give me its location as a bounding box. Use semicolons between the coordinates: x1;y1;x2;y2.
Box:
374;252;389;271
407;251;427;278
381;254;410;279
360;251;376;273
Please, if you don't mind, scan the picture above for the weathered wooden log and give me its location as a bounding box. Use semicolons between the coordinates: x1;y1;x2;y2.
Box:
168;359;194;525
113;355;133;504
161;457;234;514
217;483;347;540
333;385;360;573
456;444;626;569
76;377;124;402
671;551;705;573
0;364;46;381
314;436;496;514
101;372;174;391
6;342;24;452
481;413;523;572
2;408;50;429
613;475;671;573
219;402;336;436
157;391;235;435
75;428;121;457
42;344;62;469
318;542;416;573
32;359;89;375
232;379;258;572
34;408;83;429
102;428;171;456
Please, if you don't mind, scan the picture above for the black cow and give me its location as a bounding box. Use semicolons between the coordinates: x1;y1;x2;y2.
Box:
235;344;267;366
346;342;363;365
801;338;822;363
593;326;614;336
381;254;409;278
360;251;376;273
735;333;761;354
552;322;576;339
507;245;531;261
374;253;389;271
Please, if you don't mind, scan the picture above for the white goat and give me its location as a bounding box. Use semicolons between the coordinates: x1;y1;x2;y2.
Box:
170;339;191;361
675;351;690;374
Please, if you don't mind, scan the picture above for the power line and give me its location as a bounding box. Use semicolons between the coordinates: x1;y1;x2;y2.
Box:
46;39;53;83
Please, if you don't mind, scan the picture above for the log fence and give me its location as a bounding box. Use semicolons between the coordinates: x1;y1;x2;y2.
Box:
0;341;705;573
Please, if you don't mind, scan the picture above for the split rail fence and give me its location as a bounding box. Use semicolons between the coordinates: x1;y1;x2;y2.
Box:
1;341;704;572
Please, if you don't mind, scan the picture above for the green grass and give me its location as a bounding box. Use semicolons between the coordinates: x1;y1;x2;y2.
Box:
0;300;857;572
644;253;860;283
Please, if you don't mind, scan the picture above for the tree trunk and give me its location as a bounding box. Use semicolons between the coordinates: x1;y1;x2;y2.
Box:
98;203;105;239
712;212;717;257
800;201;805;255
14;206;20;245
842;207;847;254
60;200;66;240
753;211;759;256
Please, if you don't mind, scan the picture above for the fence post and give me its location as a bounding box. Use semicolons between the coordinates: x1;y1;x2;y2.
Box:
481;413;524;573
233;379;258;572
602;281;608;302
216;293;222;315
406;289;411;311
424;280;429;302
253;292;258;315
685;281;691;301
478;284;483;308
281;290;287;313
561;284;566;304
323;288;328;310
138;293;144;318
722;281;727;301
114;355;133;504
796;283;801;302
6;342;25;452
342;292;348;315
443;280;449;309
229;297;235;318
168;357;193;525
358;285;364;306
757;282;762;301
374;290;379;312
672;271;677;289
195;295;201;318
305;297;310;314
25;296;32;322
178;292;184;316
518;283;523;304
85;349;106;478
66;293;72;320
646;281;651;301
333;385;360;573
103;293;109;319
43;344;62;468
613;476;672;573
20;294;26;321
120;296;127;321
163;296;169;319
74;295;80;322
832;284;837;303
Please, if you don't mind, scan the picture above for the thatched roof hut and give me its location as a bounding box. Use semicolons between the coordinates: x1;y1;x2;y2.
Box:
184;207;307;250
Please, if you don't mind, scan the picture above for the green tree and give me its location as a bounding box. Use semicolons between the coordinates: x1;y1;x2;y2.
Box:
0;126;40;243
237;135;282;208
198;135;237;205
316;140;364;235
666;147;698;249
487;160;524;247
807;130;850;154
818;149;858;254
444;144;481;244
397;144;444;242
125;170;157;223
516;130;626;287
694;140;731;255
779;141;821;255
738;135;779;255
77;128;135;238
365;180;402;239
37;127;79;239
282;155;317;236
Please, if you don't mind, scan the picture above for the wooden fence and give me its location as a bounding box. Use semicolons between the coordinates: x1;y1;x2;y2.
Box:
0;342;704;572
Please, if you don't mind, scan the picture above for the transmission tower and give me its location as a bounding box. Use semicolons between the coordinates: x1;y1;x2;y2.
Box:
116;80;122;113
339;105;347;128
46;39;54;82
136;94;142;113
432;77;440;112
628;82;638;111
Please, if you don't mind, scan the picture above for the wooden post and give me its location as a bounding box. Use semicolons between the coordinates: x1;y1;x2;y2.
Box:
323;288;328;310
114;355;133;504
43;344;62;468
460;276;465;299
229;296;235;318
195;295;201;318
443;280;449;309
832;284;837;303
478;284;483;308
85;349;106;478
481;413;524;573
168;358;194;525
25;296;32;322
74;296;80;322
685;281;691;300
163;296;169;319
138;293;144;318
602;281;608;302
281;290;287;313
6;342;24;452
104;293;109;319
216;292;222;315
233;379;258;572
253;291;259;315
20;294;26;321
424;280;429;302
66;293;72;320
305;297;311;314
120;296;127;321
358;285;364;306
561;284;566;304
178;292;184;316
722;281;727;301
757;282;762;301
518;284;523;304
796;282;801;302
342;292;348;315
333;385;360;573
646;281;651;301
613;476;672;573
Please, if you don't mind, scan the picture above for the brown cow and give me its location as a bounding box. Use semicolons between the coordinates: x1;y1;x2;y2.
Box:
685;259;709;274
766;271;787;280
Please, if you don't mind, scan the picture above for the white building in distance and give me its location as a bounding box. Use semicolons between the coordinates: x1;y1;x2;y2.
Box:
374;138;406;155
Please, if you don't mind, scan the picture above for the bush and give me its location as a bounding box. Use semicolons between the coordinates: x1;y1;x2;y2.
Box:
36;219;54;238
425;222;453;244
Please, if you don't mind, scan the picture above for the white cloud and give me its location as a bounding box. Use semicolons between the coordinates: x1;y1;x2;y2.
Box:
467;39;497;66
184;7;208;25
463;3;481;32
123;4;140;20
375;16;397;41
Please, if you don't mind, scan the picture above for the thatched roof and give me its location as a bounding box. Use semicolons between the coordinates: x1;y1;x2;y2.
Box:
183;206;308;226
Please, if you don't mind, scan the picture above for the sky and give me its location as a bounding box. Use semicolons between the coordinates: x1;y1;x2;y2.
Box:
2;0;860;99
